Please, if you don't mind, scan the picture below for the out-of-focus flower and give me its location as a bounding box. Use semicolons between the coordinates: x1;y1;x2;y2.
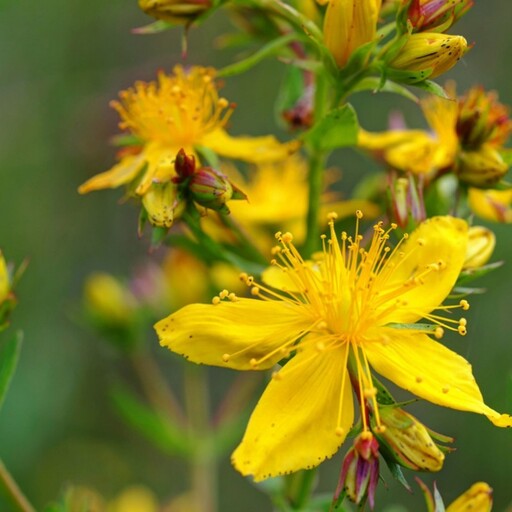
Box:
360;83;512;188
209;154;379;251
388;172;426;228
373;407;446;471
321;0;382;68
138;0;213;24
0;251;11;305
407;0;473;33
463;226;495;269
107;486;159;512
156;214;512;481
468;188;512;223
0;251;24;330
78;66;297;197
446;482;493;512
389;33;468;81
84;273;137;327
335;432;379;509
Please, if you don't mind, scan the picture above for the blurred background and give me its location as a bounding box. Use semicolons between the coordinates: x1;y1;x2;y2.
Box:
1;0;511;510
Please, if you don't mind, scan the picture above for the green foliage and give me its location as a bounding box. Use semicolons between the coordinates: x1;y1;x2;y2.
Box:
0;332;22;413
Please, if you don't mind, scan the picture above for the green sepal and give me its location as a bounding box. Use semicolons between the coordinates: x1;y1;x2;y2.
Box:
432;483;447;512
371;374;396;406
337;39;379;81
304;104;359;151
0;331;22;413
132;20;175;34
386;66;434;84
110;384;193;457
110;134;144;147
413;79;448;98
383;459;412;492
351;77;419;103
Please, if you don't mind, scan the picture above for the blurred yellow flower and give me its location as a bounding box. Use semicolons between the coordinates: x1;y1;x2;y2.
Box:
0;251;10;305
463;226;495;269
156;214;512;481
107;486;158;512
446;482;493;512
468;188;512;223
78;66;297;196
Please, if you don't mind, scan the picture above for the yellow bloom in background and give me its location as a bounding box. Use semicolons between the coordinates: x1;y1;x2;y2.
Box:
468;188;512;223
446;482;493;512
0;250;11;305
107;486;158;512
78;66;297;196
156;213;512;481
322;0;382;68
463;226;495;269
389;33;468;80
204;154;380;251
139;0;212;24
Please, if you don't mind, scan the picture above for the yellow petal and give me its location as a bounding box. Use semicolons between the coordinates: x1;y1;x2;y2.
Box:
78;154;145;194
201;129;299;163
365;330;512;426
155;299;312;370
376;216;468;324
468;187;512;223
232;342;353;480
446;482;493;512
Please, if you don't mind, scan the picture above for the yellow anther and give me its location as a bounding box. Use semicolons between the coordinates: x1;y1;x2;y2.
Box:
360;430;372;440
437;259;447;270
442;387;450;394
391;223;398;229
222;353;230;362
275;231;282;240
212;296;221;305
434;327;444;339
459;317;467;327
458;325;467;336
417;238;426;246
373;425;386;434
356;210;363;219
335;427;345;437
460;299;470;310
251;287;260;296
250;358;258;368
282;232;294;243
416;376;423;383
315;341;326;352
217;97;229;109
239;272;248;282
271;245;282;255
246;276;254;285
228;292;237;301
317;321;327;330
219;289;229;299
327;212;338;221
403;233;409;240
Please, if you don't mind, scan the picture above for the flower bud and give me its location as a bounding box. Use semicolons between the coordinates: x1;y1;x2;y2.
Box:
463;226;495;269
173;148;196;182
84;273;137;326
138;0;212;24
323;0;382;68
456;145;508;188
407;0;473;33
142;181;184;228
446;482;493;512
0;251;22;331
189;167;246;214
388;172;426;228
373;407;446;472
389;33;468;80
0;251;10;306
335;432;380;509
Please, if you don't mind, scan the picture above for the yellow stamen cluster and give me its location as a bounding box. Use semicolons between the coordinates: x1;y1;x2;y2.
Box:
112;65;234;147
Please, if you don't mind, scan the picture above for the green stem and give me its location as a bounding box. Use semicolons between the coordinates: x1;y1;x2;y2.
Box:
130;351;186;428
303;71;329;258
286;468;318;509
184;365;217;512
0;460;35;512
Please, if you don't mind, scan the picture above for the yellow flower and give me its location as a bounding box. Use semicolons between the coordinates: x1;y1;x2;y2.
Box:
322;0;382;68
446;482;493;512
107;486;158;512
0;251;10;305
407;0;473;33
389;33;468;80
78;66;297;196
207;155;379;251
156;213;512;481
138;0;212;24
468;188;512;223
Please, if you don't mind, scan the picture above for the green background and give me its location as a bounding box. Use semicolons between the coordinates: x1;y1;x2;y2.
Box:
0;0;511;510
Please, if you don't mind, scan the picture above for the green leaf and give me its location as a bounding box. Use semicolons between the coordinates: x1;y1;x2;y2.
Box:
217;33;296;78
433;483;447;512
384;460;411;492
304;104;359;151
351;77;419;102
0;331;22;413
110;134;143;147
456;261;504;286
110;385;193;457
132;20;175;35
